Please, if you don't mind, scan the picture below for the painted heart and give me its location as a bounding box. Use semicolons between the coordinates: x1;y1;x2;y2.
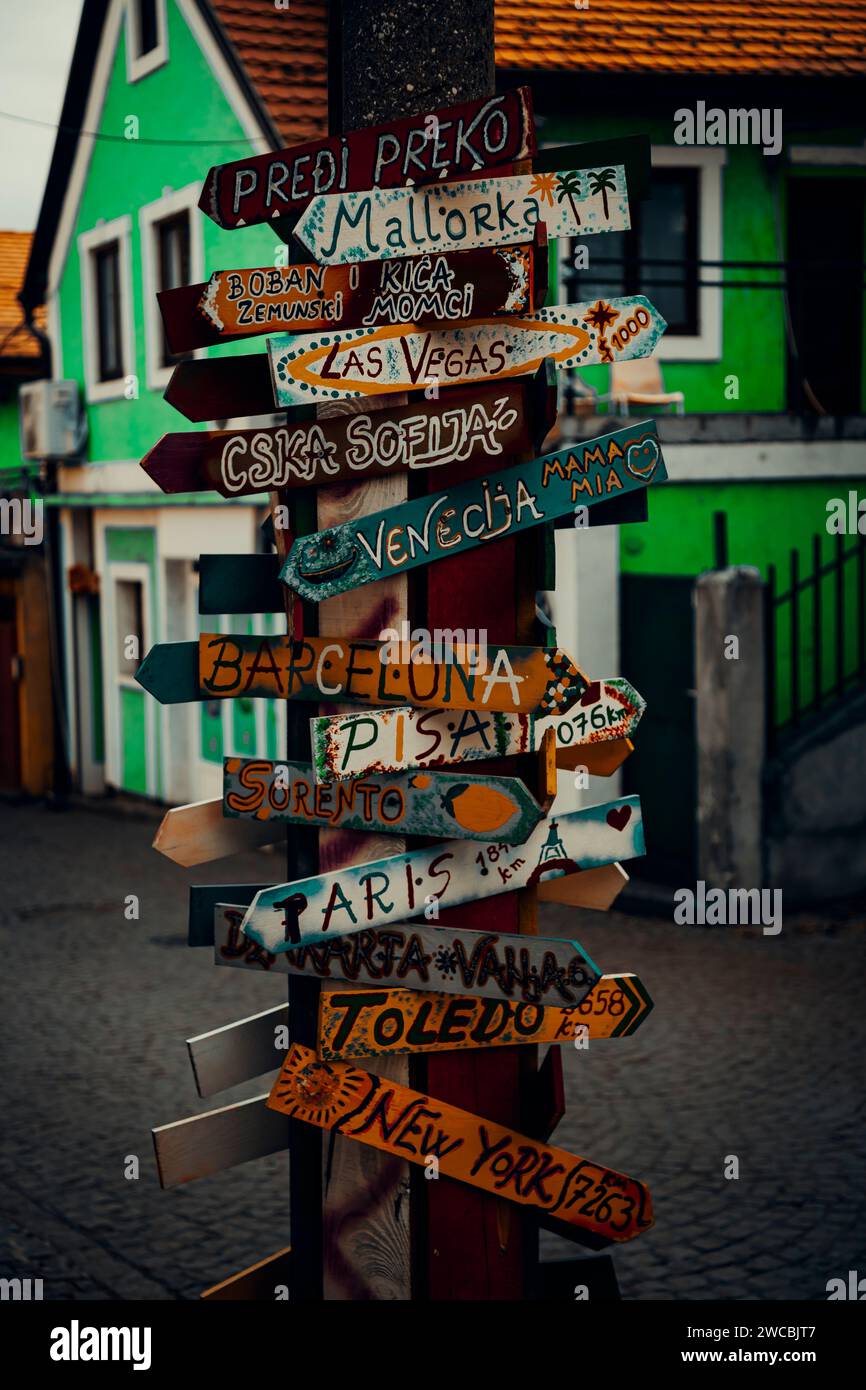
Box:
580;681;601;706
606;806;631;831
625;436;659;480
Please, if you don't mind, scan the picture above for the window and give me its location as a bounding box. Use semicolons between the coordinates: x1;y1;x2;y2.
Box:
561;146;724;361
126;0;168;82
135;0;159;55
569;171;699;336
79;216;135;402
156;212;191;366
139;185;203;390
93;241;123;381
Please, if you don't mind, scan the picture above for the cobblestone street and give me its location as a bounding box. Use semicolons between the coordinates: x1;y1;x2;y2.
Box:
1;799;864;1301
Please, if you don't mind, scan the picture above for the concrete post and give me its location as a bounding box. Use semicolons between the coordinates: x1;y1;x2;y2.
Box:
694;566;765;888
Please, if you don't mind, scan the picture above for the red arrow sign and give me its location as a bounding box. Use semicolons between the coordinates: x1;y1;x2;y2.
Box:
199;87;535;232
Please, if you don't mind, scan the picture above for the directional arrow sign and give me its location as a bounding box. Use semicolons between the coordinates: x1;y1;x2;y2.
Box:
240;797;644;954
310;679;645;780
281;420;666;600
267;297;665;405
215;905;601;1005
223;740;554;844
159;237;545;353
199;87;536;231
293;166;629;265
318;972;654;1060
142;364;556;497
135;635;589;716
267;1044;654;1244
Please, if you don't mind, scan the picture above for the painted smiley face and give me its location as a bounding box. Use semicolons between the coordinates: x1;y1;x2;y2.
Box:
624;436;659;480
297;531;359;585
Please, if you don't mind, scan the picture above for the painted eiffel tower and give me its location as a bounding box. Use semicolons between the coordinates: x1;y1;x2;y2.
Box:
525;819;579;888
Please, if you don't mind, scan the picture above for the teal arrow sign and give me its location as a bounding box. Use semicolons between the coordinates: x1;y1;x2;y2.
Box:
281;419;667;601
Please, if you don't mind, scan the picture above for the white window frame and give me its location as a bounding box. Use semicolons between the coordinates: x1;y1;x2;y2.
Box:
101;557;158;797
125;0;169;83
651;146;726;362
78;214;135;404
139;183;204;392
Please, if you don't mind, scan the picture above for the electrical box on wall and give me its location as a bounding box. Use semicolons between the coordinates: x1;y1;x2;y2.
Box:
18;380;85;460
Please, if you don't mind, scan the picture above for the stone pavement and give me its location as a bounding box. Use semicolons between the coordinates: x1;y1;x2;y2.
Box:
1;799;863;1301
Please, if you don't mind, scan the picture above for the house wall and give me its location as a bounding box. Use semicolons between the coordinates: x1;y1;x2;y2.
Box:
49;0;286;802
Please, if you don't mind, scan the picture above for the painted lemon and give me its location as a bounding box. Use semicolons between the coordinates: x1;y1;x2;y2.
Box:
441;783;517;833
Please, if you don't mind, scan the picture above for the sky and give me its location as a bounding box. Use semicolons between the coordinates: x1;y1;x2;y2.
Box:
0;1;85;229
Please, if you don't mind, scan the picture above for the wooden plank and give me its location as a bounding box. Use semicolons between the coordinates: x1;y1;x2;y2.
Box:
267;297;665;406
153;798;278;867
310;679;645;779
186;1004;287;1097
537;861;629;910
240;797;644;954
223;749;552;843
198;554;284;615
293;165;630;264
560;735;635;776
152;1096;289;1188
281;421;666;600
267;1044;654;1244
163;352;276;424
317;973;653;1059
142;366;555;498
159;237;544;353
201;1247;293;1301
188;883;267;947
199;87;536;231
214;904;599;1005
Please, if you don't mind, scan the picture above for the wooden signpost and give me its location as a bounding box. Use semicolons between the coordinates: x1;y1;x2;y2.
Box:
222;741;554;843
215;904;601;1005
239;797;644;954
317;973;654;1059
266;298;666;406
143;365;555;497
309;678;646;779
136;634;591;716
280;421;666;600
137;7;663;1299
292;166;630;264
267;1044;654;1245
158;235;546;353
199;87;536;232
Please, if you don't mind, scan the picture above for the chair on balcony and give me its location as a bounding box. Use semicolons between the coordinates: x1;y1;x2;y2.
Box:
607;356;685;415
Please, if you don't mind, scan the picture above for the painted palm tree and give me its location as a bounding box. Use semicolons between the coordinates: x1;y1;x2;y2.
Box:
555;171;582;227
588;168;618;219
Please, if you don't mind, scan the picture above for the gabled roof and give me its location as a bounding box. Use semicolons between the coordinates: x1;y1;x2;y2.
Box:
210;0;327;142
495;0;866;77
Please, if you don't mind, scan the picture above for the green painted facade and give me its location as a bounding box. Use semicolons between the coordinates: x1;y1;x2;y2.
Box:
57;4;278;459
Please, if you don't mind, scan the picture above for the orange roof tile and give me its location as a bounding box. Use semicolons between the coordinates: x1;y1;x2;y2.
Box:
0;231;44;360
495;1;866;76
210;0;328;142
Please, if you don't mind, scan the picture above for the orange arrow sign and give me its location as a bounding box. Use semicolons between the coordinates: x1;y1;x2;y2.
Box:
268;1044;654;1244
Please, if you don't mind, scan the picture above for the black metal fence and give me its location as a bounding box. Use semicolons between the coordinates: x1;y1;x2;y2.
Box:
765;530;866;750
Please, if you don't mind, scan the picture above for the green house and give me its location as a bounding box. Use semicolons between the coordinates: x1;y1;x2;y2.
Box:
22;0;328;803
496;1;866;876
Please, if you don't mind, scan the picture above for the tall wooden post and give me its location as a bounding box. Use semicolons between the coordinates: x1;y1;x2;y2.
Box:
289;0;501;1302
